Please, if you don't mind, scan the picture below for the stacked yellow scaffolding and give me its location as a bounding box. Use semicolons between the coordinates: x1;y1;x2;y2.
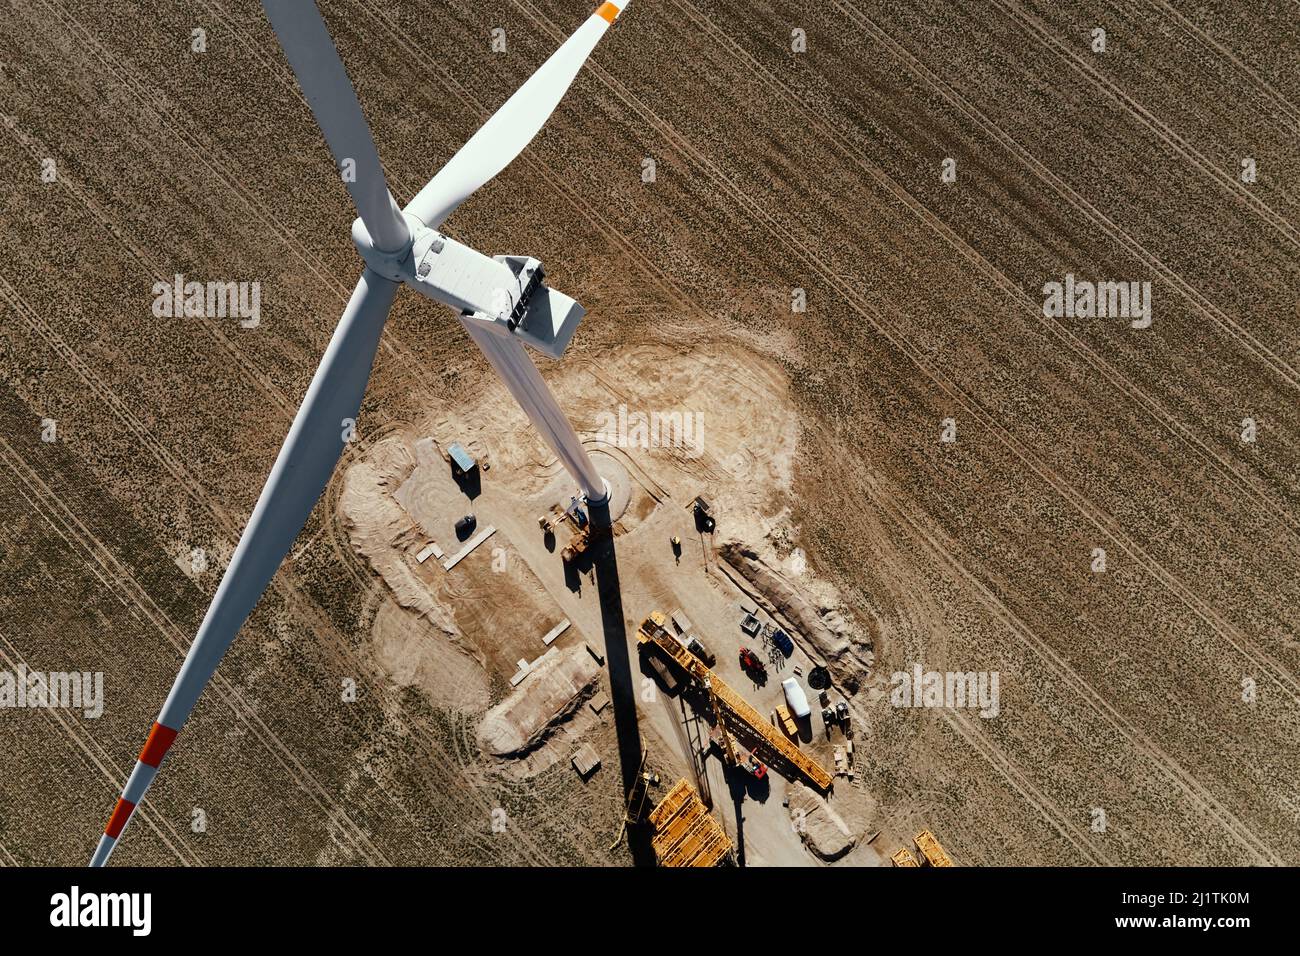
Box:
913;829;954;867
649;779;731;867
637;614;833;791
891;847;920;867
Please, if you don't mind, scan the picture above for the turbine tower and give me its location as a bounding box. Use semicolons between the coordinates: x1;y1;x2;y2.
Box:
90;0;629;866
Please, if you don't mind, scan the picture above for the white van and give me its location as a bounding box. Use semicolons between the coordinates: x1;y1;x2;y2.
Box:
782;678;811;719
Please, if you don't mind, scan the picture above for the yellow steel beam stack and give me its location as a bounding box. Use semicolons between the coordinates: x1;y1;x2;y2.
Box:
649;779;731;867
914;829;954;867
891;847;920;867
638;615;833;791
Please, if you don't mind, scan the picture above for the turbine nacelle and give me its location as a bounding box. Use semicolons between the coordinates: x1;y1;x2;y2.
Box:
351;215;584;360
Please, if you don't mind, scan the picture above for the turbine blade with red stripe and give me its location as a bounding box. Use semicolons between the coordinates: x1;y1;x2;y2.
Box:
90;270;398;866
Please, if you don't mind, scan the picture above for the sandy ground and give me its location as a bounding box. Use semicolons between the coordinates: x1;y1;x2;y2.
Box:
327;332;880;864
1;0;1298;866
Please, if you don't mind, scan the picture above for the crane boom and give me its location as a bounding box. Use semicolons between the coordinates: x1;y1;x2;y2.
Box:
637;612;832;791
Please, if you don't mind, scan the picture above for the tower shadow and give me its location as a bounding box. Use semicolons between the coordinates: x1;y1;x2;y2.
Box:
730;775;748;868
587;498;656;867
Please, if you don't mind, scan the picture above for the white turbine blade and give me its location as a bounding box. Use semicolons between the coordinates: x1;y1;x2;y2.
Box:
89;271;398;867
262;0;409;252
405;1;630;230
460;317;607;502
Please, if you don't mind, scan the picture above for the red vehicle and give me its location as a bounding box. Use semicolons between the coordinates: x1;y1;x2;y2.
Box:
739;646;765;675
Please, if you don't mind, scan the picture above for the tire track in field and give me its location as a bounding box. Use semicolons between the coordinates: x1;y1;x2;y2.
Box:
0;435;390;865
494;0;1286;863
35;1;1284;868
350;0;702;316
20;0;676;868
0;631;201;865
851;467;1283;864
0;275;416;862
939;709;1111;864
830;1;1300;394
512;0;1300;706
200;0;704;335
994;0;1300;249
670;0;1300;538
1144;0;1300;140
35;0;441;399
8;7;548;864
0;274;530;864
188;0;736;863
0;114;294;424
822;2;1300;700
167;0;1300;858
385;1;1300;858
31;0;455;441
1;46;548;868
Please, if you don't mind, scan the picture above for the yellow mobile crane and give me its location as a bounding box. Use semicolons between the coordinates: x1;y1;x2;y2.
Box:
537;497;608;563
704;676;766;780
638;611;832;791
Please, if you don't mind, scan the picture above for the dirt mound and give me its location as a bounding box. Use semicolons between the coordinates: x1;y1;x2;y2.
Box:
339;436;462;640
788;783;857;862
718;541;874;693
339;435;496;711
476;644;601;758
371;601;488;711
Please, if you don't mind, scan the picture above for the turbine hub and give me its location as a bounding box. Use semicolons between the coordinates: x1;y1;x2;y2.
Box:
350;215;416;281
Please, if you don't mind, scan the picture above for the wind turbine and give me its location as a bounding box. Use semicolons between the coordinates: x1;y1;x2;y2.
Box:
90;0;630;867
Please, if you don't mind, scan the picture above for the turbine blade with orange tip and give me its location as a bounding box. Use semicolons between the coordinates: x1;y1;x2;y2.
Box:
405;1;631;230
